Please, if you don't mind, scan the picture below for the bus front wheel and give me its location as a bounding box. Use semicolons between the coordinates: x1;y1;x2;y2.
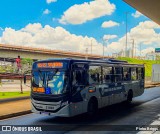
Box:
126;90;133;104
87;98;98;117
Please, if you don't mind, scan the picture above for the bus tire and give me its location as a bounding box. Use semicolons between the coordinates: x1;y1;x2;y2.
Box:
87;98;98;117
126;90;133;104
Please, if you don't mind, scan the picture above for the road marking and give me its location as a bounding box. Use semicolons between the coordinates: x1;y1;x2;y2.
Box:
151;121;160;125
137;132;153;134
137;114;160;134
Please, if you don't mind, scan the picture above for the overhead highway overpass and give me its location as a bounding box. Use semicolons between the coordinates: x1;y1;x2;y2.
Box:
124;0;160;25
0;44;109;60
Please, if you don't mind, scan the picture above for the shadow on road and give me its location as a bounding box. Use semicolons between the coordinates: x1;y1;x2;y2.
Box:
38;101;143;125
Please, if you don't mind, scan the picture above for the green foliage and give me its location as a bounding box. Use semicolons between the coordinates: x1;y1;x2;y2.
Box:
0;65;14;73
117;57;160;77
0;58;33;73
0;91;30;99
21;58;33;65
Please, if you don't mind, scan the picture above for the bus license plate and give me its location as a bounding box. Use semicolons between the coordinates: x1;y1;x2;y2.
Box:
41;112;50;115
46;106;55;110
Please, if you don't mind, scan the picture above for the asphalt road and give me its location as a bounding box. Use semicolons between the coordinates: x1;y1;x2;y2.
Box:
1;87;160;134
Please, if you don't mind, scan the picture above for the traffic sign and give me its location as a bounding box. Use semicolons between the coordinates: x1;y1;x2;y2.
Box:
155;48;160;53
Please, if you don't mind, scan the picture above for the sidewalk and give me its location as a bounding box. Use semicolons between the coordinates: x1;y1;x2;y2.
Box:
0;99;31;120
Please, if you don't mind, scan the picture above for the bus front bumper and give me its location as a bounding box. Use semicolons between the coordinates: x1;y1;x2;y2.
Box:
31;99;71;117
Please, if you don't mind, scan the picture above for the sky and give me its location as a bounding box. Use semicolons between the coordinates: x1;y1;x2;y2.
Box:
0;0;160;56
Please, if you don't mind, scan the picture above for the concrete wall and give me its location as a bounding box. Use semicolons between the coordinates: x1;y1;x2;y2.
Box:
152;64;160;82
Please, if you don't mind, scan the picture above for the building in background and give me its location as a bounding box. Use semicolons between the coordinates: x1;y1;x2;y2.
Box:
112;50;125;58
112;49;133;58
125;49;132;58
118;50;125;57
112;53;118;58
145;52;156;60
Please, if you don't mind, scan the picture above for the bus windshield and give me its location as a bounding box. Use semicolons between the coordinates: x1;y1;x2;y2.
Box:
32;69;68;95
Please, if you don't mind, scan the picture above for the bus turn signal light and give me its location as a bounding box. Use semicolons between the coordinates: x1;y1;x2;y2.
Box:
89;89;95;93
33;87;45;93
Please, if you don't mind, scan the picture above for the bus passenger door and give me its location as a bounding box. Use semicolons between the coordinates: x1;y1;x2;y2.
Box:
100;83;110;107
112;67;124;104
131;68;144;97
108;83;115;105
71;64;88;116
101;66;114;107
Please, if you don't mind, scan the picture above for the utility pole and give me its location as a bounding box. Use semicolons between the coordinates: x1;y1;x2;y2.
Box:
85;39;96;55
85;48;88;60
131;39;134;58
125;12;129;57
140;44;142;59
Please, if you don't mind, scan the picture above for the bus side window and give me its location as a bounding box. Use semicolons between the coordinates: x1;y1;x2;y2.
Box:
76;71;82;84
138;68;142;80
123;67;131;81
73;69;89;85
89;66;101;84
114;67;122;82
131;68;137;81
81;69;89;85
102;66;113;83
72;64;89;86
73;70;84;85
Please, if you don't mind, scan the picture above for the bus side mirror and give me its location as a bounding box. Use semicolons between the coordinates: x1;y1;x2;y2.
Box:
24;75;26;84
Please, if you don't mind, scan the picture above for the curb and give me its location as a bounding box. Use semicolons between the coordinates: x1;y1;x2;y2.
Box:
145;86;155;89
145;85;160;89
0;96;30;103
0;110;32;120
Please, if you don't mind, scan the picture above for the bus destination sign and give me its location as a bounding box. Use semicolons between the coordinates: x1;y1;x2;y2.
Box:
37;62;63;68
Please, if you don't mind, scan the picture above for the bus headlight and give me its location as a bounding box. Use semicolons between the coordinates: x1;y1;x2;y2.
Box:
61;101;68;106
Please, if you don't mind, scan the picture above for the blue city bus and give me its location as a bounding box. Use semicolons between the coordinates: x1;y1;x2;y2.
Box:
30;58;145;117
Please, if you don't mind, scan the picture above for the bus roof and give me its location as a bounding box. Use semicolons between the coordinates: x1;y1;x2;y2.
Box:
34;58;144;67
